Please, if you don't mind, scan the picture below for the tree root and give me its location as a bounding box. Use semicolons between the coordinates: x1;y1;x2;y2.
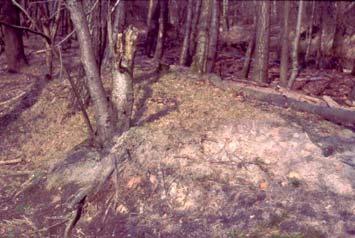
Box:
64;197;85;238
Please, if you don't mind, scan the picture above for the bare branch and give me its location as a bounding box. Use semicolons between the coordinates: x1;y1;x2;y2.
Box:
11;0;37;29
55;47;95;140
344;2;355;14
111;0;121;13
0;21;51;44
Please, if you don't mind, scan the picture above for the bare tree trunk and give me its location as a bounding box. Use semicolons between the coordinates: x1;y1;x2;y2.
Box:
331;1;346;71
86;0;107;70
103;0;125;68
111;26;138;135
40;0;62;79
316;2;328;69
188;0;201;64
288;0;305;89
272;0;278;21
191;0;212;74
279;0;290;87
147;0;158;27
222;0;229;31
66;0;117;147
305;0;315;62
206;0;219;73
154;0;167;61
241;31;256;79
179;0;193;65
0;0;27;72
145;0;159;58
252;1;270;83
242;13;257;79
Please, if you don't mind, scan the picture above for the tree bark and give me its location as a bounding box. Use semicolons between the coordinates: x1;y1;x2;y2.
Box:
242;12;257;80
241;31;256;79
191;0;212;74
305;0;316;62
188;0;202;64
222;0;229;31
179;0;193;66
316;2;328;69
154;0;168;61
206;0;219;73
252;1;270;83
279;0;290;87
0;0;27;72
288;0;305;89
85;0;107;70
66;0;116;147
331;1;346;69
145;0;159;58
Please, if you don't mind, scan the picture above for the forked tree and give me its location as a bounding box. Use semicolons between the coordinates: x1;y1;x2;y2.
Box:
66;0;138;147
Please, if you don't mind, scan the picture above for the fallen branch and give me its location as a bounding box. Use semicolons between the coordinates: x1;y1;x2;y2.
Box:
207;74;355;128
0;91;27;107
0;169;32;176
323;95;341;108
0;158;23;165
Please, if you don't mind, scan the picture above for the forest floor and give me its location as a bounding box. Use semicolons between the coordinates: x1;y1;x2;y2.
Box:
0;36;355;238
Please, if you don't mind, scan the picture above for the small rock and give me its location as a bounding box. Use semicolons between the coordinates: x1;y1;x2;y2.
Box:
287;171;302;187
127;176;143;189
287;171;301;180
116;204;128;214
259;180;268;190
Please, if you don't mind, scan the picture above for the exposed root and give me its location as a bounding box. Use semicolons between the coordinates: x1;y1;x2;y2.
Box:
64;197;85;238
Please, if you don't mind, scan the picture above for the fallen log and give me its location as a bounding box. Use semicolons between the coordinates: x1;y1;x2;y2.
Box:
207;74;355;128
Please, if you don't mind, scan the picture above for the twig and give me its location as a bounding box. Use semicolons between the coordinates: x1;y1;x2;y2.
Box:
56;30;75;46
0;158;23;165
101;193;115;224
0;91;27;107
27;218;70;236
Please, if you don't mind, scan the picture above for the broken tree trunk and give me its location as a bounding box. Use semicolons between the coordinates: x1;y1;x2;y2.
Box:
111;25;139;136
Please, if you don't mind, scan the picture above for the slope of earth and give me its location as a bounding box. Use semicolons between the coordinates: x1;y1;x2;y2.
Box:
0;56;354;237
